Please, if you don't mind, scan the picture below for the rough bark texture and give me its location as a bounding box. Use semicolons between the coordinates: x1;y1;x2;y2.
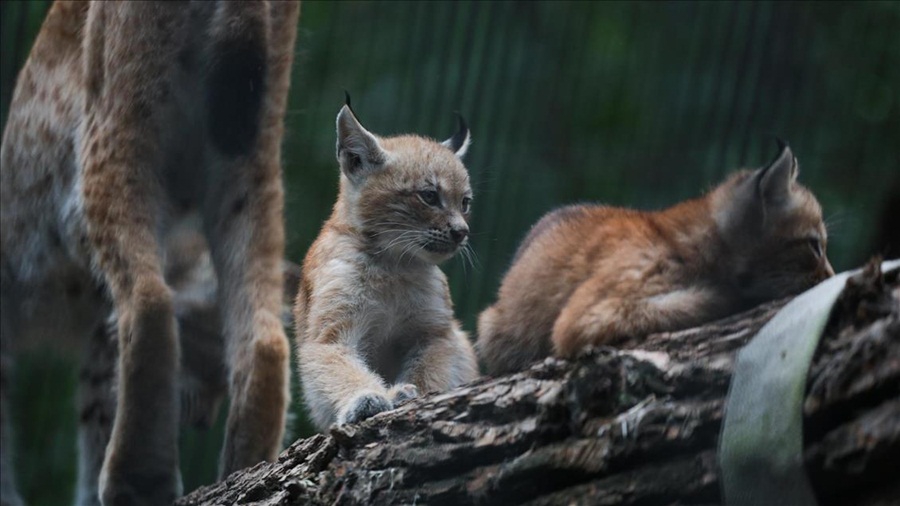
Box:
179;262;899;506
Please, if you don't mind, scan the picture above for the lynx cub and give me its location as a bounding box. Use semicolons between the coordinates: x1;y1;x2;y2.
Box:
477;144;835;375
0;2;300;505
295;100;479;429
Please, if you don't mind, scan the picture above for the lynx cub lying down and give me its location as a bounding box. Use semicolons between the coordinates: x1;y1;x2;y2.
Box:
295;100;479;429
477;143;835;375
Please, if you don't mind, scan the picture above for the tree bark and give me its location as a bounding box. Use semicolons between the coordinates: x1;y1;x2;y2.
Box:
178;262;899;506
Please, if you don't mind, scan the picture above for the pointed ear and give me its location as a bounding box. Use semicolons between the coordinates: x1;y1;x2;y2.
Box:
441;113;471;158
755;142;798;207
336;105;385;183
716;142;799;236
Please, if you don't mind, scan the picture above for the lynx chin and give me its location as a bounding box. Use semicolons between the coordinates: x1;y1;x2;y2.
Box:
0;2;300;505
477;143;835;375
294;99;479;430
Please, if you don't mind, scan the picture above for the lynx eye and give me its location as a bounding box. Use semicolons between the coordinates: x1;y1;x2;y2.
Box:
808;238;823;258
418;190;440;207
461;197;472;213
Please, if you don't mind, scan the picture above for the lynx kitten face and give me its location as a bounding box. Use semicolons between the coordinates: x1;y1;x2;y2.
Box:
711;146;832;303
336;105;473;265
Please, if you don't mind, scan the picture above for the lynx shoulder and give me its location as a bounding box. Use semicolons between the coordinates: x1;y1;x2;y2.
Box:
477;144;835;375
294;100;479;430
0;2;300;505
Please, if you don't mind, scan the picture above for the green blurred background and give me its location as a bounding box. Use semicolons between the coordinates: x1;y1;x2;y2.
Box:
2;1;898;503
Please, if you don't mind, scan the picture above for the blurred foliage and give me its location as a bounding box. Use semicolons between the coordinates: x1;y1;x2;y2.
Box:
2;1;898;502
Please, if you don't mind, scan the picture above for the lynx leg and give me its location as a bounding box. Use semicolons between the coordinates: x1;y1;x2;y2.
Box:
201;1;299;476
299;340;392;429
0;373;22;506
205;185;293;470
0;383;21;506
208;212;290;476
552;278;719;357
96;273;180;506
88;230;180;505
75;324;117;506
80;5;187;503
476;305;552;376
398;329;479;395
1;282;23;506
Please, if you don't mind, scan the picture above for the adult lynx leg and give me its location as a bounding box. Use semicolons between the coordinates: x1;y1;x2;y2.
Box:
82;4;186;504
96;270;179;506
0;282;23;506
203;1;299;476
75;324;117;506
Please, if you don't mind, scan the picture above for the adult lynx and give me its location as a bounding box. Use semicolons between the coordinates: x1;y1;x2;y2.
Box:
0;2;300;505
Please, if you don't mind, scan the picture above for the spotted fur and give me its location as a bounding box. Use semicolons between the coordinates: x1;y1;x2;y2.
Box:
0;2;300;505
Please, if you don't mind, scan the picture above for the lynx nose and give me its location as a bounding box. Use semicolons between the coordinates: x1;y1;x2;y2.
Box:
823;258;835;278
450;225;469;244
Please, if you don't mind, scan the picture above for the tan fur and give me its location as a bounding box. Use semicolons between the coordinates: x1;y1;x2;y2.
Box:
0;2;300;505
295;104;478;430
477;146;835;375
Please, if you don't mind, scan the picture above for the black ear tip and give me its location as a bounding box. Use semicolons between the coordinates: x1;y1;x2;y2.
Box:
445;111;469;154
774;136;789;152
453;111;468;132
343;91;357;116
341;91;360;123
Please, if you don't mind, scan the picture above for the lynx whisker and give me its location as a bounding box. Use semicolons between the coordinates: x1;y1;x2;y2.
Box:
463;243;481;270
457;250;468;278
374;231;420;255
458;244;473;275
369;228;416;238
823;211;849;233
397;239;426;265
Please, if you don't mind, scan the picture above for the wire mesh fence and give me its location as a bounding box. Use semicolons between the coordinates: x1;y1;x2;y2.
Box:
2;1;898;502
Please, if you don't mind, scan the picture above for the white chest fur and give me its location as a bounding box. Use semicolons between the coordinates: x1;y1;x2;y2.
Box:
350;259;451;348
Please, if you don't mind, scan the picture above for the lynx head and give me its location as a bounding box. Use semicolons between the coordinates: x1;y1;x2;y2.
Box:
334;100;472;265
713;142;835;303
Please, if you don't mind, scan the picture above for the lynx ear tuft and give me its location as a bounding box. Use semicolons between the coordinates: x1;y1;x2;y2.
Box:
775;136;787;152
442;113;471;158
755;141;798;207
717;142;800;235
336;104;385;184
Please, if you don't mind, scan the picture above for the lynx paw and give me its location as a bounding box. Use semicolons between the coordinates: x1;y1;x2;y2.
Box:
389;383;419;405
99;465;182;506
336;391;392;426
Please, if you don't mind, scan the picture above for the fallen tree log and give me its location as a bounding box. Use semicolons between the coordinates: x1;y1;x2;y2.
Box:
179;261;899;506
